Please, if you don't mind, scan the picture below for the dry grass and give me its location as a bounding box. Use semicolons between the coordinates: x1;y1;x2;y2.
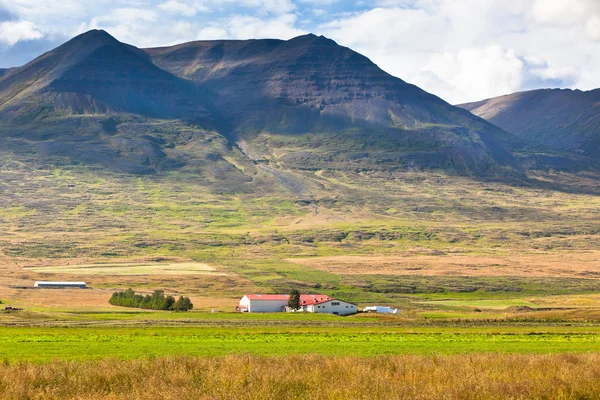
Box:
288;251;600;279
23;262;222;276
2;354;600;399
0;256;251;310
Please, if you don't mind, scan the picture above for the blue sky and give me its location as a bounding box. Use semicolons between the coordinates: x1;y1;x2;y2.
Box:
1;0;599;103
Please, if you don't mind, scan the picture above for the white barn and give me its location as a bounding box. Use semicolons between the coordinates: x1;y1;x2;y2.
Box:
34;281;87;289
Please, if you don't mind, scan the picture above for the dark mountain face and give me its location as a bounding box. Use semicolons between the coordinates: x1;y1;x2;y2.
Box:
0;30;212;122
0;30;523;177
0;68;8;78
146;34;521;174
458;89;600;157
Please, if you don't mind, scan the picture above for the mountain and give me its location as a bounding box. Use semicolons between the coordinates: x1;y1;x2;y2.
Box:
458;89;600;157
0;30;211;122
0;30;522;178
146;34;521;174
0;68;8;78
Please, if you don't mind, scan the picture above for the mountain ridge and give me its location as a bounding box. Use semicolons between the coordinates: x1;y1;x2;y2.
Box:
458;88;600;158
144;33;522;174
0;30;529;178
0;30;214;122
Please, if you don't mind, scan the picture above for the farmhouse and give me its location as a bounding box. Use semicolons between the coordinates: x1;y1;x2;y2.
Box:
34;281;87;289
237;294;357;315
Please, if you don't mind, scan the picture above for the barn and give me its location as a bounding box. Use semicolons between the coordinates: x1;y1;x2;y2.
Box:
34;281;87;289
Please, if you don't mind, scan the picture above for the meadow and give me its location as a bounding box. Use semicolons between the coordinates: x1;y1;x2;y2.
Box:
3;162;600;398
3;354;600;399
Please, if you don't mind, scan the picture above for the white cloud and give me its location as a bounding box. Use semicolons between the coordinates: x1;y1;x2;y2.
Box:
320;0;596;103
0;20;43;45
223;13;305;40
422;46;577;103
158;1;210;17
586;16;600;40
530;0;600;41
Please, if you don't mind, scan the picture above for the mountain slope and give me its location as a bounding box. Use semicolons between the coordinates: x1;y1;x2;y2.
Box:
0;30;523;178
0;30;223;174
146;34;521;175
458;89;600;156
0;30;211;122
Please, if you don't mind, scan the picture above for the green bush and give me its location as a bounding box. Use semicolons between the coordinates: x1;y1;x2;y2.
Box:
109;288;193;311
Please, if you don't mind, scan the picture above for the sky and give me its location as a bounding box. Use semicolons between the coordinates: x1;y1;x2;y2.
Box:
0;0;598;104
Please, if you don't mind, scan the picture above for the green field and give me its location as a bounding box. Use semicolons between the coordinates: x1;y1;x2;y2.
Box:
2;323;600;362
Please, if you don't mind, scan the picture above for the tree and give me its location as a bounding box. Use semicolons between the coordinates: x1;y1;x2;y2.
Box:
173;296;193;312
108;289;189;311
164;295;176;310
288;289;301;311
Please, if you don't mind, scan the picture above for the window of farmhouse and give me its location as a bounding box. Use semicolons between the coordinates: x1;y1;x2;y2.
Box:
331;302;340;306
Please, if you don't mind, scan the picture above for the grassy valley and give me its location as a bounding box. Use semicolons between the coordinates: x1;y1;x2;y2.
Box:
2;29;600;399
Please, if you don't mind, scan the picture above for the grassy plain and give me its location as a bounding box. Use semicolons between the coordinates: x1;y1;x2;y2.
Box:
3;354;600;399
2;161;600;398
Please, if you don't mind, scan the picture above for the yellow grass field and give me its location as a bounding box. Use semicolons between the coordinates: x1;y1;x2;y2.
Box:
24;262;223;276
0;256;249;310
3;354;600;400
287;251;600;279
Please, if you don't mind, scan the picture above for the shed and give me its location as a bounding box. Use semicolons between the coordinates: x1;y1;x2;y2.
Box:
34;281;87;289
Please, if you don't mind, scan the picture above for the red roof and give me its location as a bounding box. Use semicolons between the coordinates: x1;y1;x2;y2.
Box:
244;294;331;304
299;294;332;305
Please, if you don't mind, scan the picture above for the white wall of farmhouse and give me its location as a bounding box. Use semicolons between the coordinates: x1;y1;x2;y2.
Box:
308;300;357;315
240;296;288;313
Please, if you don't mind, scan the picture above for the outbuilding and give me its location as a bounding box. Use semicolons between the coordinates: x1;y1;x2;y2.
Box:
363;306;398;314
34;281;87;289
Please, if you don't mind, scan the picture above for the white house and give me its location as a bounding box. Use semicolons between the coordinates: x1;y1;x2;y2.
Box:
34;281;87;289
304;299;358;316
237;293;357;315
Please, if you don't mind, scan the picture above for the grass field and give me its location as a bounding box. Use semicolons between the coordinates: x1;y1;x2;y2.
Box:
4;353;600;399
2;324;600;362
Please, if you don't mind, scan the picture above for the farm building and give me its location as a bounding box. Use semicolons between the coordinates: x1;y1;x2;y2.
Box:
34;281;87;289
237;294;357;315
299;298;358;316
363;306;399;314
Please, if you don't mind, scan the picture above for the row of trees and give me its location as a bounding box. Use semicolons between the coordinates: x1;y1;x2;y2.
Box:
109;288;193;311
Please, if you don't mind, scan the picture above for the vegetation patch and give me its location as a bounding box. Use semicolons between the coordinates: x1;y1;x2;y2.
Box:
109;289;193;311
